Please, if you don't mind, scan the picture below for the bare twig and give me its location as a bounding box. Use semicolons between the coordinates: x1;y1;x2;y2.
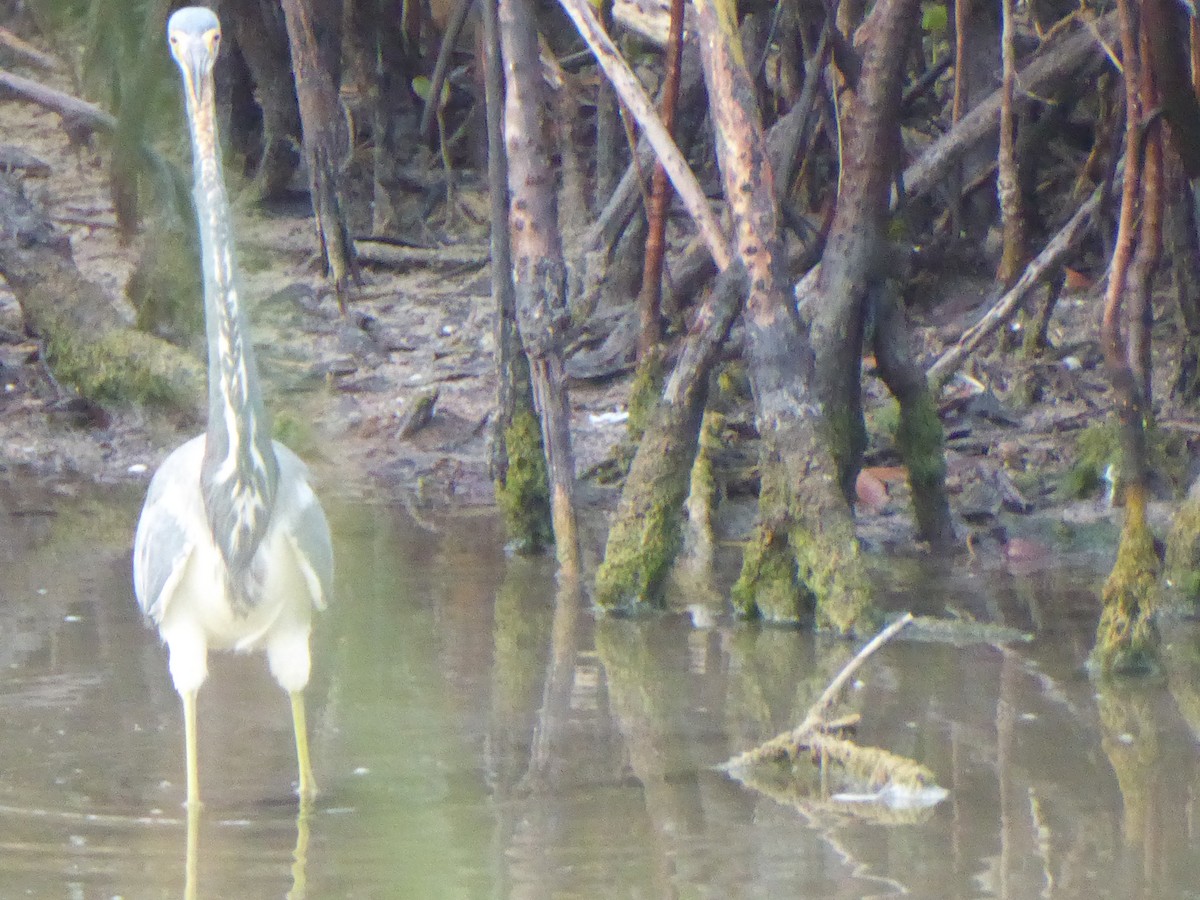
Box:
555;0;732;270
799;612;913;732
926;187;1102;387
724;612;914;770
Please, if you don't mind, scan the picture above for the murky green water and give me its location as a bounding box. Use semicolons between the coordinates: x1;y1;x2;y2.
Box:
3;479;1200;898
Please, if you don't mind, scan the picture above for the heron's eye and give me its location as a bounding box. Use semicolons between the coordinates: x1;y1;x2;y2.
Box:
169;34;178;45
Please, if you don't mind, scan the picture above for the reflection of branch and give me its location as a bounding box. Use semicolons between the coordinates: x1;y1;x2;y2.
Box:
524;579;584;789
723;614;947;812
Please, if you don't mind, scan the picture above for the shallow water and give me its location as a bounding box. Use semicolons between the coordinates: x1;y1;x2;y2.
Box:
2;480;1200;898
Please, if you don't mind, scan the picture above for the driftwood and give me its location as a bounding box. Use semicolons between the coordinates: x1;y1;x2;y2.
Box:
723;613;949;813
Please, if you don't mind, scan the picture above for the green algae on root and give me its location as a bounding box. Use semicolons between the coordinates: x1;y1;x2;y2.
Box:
495;407;553;554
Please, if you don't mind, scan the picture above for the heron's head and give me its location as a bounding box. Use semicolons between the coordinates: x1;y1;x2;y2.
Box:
167;7;222;112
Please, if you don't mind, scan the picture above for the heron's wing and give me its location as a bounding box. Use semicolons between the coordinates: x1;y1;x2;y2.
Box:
276;445;334;610
133;490;197;622
287;487;333;611
132;438;204;622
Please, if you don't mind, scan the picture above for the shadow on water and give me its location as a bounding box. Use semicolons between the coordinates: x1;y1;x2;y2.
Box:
4;477;1200;896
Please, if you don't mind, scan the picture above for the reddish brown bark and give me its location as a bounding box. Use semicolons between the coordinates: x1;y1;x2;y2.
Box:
636;0;685;360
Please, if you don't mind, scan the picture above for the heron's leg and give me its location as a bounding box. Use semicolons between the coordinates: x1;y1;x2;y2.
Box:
185;800;201;900
291;691;317;801
183;689;201;809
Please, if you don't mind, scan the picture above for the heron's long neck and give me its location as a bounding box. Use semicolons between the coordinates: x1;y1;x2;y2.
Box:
186;81;278;582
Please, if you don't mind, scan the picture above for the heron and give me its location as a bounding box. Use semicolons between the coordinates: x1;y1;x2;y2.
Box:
133;5;333;809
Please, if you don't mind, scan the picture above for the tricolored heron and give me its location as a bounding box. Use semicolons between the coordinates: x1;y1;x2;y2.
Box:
133;6;333;808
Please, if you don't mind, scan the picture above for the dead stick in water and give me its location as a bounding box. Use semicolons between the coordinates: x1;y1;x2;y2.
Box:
724;612;914;770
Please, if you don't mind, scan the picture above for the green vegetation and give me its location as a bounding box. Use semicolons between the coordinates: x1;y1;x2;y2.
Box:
1093;497;1161;676
1165;498;1200;608
495;407;553;554
732;450;877;633
594;412;693;612
45;319;202;410
127;226;204;349
1059;421;1189;502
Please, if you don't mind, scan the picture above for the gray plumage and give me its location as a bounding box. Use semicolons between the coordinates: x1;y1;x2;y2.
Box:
132;5;332;807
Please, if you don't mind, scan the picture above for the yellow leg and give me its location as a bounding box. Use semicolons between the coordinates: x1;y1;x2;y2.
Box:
291;691;317;802
184;801;200;900
183;690;201;810
288;799;311;899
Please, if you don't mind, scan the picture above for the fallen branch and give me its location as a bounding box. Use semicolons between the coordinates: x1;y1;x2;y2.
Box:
0;67;115;137
728;613;913;770
0;28;62;72
899;12;1118;207
926;187;1101;387
722;613;947;812
0;68;187;214
353;239;490;271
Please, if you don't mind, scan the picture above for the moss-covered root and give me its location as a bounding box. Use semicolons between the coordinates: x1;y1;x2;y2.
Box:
732;458;878;633
893;387;955;546
47;324;204;412
625;350;665;447
680;408;722;573
593;422;694;612
1164;494;1200;607
495;407;553;554
1092;498;1161;676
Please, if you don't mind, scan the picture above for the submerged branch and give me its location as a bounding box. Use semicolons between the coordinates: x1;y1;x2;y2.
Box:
721;614;946;813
